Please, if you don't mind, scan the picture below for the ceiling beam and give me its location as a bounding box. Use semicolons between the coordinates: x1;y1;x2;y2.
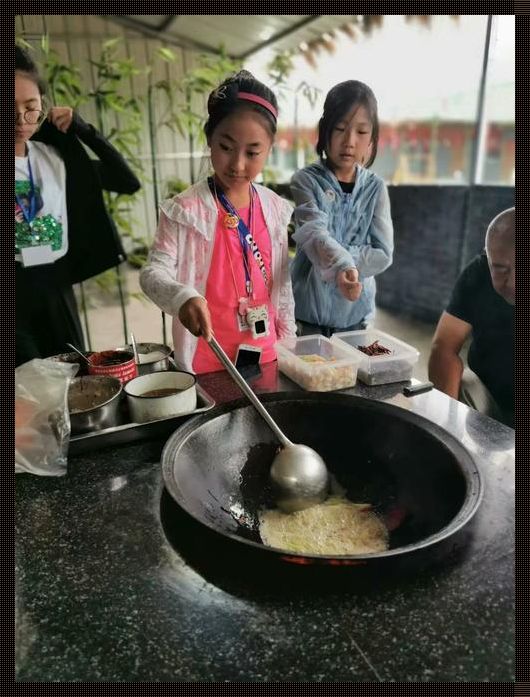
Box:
102;14;326;61
157;15;180;33
100;15;219;55
236;15;322;59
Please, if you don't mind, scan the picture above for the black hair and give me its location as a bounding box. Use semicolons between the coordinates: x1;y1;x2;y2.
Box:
15;44;48;97
204;70;278;142
316;80;379;168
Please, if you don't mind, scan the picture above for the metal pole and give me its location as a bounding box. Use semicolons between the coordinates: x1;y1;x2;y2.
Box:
115;264;129;345
147;82;161;221
147;79;168;346
294;90;300;169
162;312;168;347
469;15;493;185
78;282;92;351
187;87;195;185
458;15;494;274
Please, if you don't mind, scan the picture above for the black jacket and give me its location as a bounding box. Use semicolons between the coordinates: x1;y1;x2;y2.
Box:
31;112;141;285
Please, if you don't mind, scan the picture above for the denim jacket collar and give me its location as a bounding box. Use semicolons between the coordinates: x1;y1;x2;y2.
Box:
308;158;370;195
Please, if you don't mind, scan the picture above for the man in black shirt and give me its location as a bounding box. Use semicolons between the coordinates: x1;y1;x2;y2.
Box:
428;208;514;428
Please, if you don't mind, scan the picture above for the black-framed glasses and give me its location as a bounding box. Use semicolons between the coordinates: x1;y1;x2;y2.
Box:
15;109;46;126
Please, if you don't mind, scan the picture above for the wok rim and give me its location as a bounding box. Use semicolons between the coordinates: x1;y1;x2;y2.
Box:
161;392;483;562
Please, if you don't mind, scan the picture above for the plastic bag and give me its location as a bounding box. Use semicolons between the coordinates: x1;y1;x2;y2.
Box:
15;358;78;476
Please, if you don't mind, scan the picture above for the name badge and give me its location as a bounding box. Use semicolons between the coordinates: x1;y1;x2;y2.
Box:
237;311;250;332
237;297;250;332
20;245;54;267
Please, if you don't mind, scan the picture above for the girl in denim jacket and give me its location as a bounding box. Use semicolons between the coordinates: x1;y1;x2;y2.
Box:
290;81;393;337
140;71;296;373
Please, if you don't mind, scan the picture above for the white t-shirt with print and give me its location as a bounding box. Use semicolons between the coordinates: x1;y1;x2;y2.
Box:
15;140;68;264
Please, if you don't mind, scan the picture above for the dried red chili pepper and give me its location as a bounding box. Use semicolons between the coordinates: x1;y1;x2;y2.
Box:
357;340;392;356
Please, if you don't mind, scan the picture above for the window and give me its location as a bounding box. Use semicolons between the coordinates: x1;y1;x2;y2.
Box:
247;15;514;185
479;15;515;185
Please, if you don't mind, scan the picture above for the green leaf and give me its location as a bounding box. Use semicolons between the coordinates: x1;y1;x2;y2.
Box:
102;37;122;50
157;47;177;62
15;36;33;51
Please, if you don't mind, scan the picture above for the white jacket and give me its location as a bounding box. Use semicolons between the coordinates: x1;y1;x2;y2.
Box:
140;179;297;371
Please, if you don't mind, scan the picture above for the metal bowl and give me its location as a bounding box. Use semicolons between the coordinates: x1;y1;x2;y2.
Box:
68;376;123;434
88;350;137;384
117;342;172;375
124;370;197;423
47;351;94;377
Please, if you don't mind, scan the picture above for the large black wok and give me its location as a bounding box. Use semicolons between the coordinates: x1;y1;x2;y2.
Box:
161;392;482;573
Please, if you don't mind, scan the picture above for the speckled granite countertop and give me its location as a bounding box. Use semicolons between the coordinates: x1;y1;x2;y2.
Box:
15;365;514;681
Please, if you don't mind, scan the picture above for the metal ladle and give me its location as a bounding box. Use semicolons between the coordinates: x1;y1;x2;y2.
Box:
130;332;140;365
208;336;329;513
66;342;92;365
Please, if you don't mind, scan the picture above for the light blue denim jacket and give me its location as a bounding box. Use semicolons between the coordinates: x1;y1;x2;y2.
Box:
290;160;393;329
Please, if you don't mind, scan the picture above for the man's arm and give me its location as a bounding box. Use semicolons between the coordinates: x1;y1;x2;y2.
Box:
428;311;472;399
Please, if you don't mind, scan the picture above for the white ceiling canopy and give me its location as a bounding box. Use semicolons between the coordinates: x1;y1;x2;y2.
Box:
102;15;359;59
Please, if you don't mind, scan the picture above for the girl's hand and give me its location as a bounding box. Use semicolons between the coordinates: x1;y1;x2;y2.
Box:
337;268;363;302
178;297;213;342
48;107;74;133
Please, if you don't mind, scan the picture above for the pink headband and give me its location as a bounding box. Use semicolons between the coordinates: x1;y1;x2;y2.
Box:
237;91;278;120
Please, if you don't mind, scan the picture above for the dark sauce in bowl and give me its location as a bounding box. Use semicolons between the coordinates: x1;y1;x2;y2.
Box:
141;387;183;398
98;351;133;366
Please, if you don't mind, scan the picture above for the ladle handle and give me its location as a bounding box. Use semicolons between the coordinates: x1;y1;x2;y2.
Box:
208;336;291;448
66;343;92;365
130;332;140;364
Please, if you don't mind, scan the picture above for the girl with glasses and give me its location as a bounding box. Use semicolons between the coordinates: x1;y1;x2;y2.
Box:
15;45;141;366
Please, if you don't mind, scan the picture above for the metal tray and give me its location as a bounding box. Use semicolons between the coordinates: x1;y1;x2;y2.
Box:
68;383;215;456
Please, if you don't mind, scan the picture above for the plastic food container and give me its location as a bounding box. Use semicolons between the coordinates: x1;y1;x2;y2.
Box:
331;329;419;386
276;334;362;392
